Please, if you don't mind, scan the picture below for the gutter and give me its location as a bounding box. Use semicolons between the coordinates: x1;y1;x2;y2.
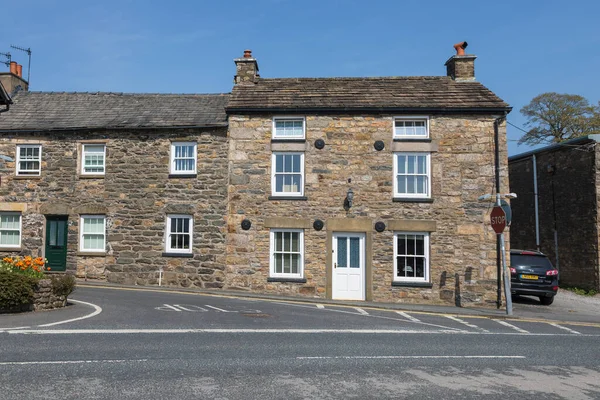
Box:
509;135;600;162
225;106;513;115
0;123;229;134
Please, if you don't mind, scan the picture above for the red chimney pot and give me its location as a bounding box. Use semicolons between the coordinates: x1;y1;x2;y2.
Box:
9;61;18;75
243;49;252;58
16;64;23;78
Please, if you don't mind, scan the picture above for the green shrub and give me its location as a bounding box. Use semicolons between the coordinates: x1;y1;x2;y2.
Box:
51;274;76;297
0;270;39;311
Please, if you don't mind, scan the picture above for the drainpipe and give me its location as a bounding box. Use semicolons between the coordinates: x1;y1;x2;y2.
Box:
532;154;540;251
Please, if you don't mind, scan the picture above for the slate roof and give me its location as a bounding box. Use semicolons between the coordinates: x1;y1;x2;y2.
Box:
227;77;510;113
0;91;229;131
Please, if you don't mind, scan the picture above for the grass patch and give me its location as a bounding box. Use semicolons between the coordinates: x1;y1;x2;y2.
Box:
561;286;599;296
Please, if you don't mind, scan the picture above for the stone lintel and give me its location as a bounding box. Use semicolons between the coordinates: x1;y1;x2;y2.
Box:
391;140;439;152
264;217;312;229
74;205;108;215
40;203;69;215
0;202;27;212
387;220;437;232
164;204;195;214
271;142;307;152
326;218;372;232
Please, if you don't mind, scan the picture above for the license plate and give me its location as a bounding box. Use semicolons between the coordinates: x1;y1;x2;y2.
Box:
521;274;538;280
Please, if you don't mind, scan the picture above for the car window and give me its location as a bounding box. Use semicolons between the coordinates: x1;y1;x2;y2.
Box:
511;254;554;270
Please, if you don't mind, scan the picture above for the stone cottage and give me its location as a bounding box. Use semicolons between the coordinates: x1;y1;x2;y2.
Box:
509;135;600;292
0;45;511;306
225;49;511;305
0;90;230;287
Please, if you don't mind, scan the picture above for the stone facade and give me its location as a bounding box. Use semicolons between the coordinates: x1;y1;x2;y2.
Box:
509;139;600;291
226;114;509;306
0;128;229;287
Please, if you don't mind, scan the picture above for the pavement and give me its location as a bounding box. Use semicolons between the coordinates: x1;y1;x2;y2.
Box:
75;280;600;324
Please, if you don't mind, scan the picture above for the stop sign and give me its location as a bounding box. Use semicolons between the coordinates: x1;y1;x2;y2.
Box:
490;206;506;234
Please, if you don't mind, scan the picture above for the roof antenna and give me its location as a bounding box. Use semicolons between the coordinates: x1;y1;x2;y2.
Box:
10;45;32;83
0;51;11;67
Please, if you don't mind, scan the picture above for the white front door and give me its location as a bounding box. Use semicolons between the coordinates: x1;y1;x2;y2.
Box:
332;232;365;300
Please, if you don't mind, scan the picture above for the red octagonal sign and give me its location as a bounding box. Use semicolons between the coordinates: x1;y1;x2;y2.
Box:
490;206;506;234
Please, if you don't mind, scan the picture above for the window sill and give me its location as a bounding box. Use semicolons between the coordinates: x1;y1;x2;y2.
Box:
13;175;42;180
393;138;432;142
79;174;105;179
267;277;307;284
271;139;306;143
393;198;433;203
168;174;197;179
77;252;106;257
268;196;308;201
162;252;193;258
392;281;433;288
0;247;22;252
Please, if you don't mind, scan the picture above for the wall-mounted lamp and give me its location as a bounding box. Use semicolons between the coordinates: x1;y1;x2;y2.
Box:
345;188;354;209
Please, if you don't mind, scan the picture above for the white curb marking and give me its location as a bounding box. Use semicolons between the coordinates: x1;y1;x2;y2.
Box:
495;320;530;334
38;299;102;327
316;304;325;309
549;323;581;335
445;316;490;333
354;307;369;315
396;312;421;323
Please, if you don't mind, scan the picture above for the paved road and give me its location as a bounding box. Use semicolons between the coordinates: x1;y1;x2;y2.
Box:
1;286;599;399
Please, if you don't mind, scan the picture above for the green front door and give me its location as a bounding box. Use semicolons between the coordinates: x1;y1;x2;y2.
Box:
45;216;68;272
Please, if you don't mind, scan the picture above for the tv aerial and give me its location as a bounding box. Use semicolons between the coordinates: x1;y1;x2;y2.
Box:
10;45;32;83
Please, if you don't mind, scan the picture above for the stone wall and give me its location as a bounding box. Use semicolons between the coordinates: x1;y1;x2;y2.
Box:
227;114;508;306
509;143;600;291
0;128;228;287
33;278;68;311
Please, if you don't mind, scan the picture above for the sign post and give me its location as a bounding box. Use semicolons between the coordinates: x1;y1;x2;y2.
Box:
490;205;512;315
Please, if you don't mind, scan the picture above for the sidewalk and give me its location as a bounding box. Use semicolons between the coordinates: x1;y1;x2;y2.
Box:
78;280;600;324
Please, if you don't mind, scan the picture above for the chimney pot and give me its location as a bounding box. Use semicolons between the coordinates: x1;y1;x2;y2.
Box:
9;61;18;75
16;64;23;78
243;49;252;58
453;41;468;56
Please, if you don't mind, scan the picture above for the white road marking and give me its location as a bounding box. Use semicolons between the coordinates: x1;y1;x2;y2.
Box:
396;311;421;323
495;320;530;334
205;305;235;312
445;316;490;333
297;355;526;360
5;328;598;336
316;304;325;309
354;307;369;315
0;326;31;332
38;299;102;327
173;305;208;312
155;304;183;311
8;328;454;335
549;323;581;335
0;359;148;366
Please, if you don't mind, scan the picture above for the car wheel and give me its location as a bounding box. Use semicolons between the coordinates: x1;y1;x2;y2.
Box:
539;296;554;306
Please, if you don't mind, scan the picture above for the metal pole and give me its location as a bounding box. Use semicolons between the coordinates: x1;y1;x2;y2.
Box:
494;119;502;309
500;231;513;315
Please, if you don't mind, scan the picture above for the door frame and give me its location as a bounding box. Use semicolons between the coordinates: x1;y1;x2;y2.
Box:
44;215;69;272
331;231;366;301
325;218;373;301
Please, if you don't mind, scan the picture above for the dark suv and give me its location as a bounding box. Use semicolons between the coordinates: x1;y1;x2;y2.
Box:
510;249;559;305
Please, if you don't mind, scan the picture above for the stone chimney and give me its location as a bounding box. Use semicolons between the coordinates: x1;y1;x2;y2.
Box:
444;41;476;81
234;49;259;84
0;61;29;94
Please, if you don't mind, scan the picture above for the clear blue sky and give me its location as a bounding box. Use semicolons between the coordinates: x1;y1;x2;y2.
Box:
2;0;599;155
